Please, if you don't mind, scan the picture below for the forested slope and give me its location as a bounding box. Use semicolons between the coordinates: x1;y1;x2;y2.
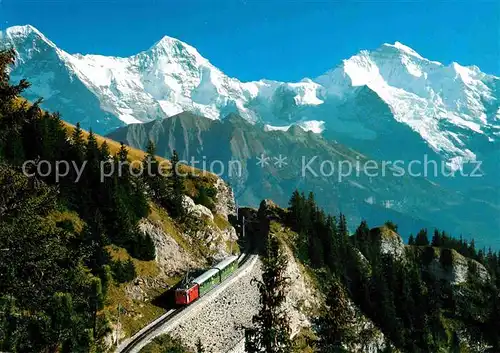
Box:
0;49;234;352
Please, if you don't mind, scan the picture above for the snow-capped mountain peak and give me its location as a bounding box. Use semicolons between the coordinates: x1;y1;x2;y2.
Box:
1;25;498;170
4;25;56;50
383;41;428;61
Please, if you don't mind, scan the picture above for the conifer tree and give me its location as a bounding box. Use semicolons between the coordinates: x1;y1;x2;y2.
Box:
355;220;370;241
86;130;99;164
315;279;356;352
99;141;110;161
117;142;129;180
384;220;398;233
431;229;442;247
89;277;104;340
245;233;291;353
324;214;340;271
288;189;303;229
142;140;167;202
415;229;430;246
169;150;185;219
337;213;350;255
71;123;85;163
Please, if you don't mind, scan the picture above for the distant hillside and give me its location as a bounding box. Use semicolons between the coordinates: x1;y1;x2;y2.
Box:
107;112;499;248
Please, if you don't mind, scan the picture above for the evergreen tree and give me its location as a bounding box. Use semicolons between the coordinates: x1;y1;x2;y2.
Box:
135;232;156;261
245;233;291;353
355;220;370;241
431;229;442;247
384;221;398;233
99;141;110;161
89;277;104;340
415;229;430;246
408;234;415;245
288;189;303;230
71;123;85;163
315;279;356;352
142;140;167;201
111;259;137;283
324;214;340;271
169;150;185;219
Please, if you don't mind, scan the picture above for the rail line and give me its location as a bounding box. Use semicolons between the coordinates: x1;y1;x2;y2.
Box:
115;251;254;353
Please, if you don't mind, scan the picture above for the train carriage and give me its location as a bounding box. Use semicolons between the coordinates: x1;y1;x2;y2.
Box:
174;283;199;305
174;255;239;305
213;255;239;281
193;268;220;296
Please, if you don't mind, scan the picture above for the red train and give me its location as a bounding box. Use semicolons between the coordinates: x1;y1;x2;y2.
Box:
175;255;239;305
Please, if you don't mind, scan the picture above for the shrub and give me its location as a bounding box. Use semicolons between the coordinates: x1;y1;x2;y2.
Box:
194;186;217;211
111;259;137;283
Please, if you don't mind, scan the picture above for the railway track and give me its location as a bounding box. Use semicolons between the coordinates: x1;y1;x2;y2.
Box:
115;251;254;353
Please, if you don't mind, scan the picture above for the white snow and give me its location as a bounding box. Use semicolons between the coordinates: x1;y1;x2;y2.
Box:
297;120;325;133
2;25;499;169
264;120;325;134
264;124;291;132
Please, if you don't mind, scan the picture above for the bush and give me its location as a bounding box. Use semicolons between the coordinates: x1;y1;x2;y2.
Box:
440;248;454;269
384;221;398;233
111;259;136;283
128;232;156;261
194;186;216;211
422;246;437;265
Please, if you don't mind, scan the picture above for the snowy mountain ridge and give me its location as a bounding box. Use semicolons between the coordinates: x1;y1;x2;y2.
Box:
1;24;499;168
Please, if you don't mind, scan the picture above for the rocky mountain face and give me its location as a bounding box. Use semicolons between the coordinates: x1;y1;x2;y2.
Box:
107;112;499;247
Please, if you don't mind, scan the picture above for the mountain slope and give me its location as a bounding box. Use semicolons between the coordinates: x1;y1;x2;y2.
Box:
107;113;500;248
1;25;498;174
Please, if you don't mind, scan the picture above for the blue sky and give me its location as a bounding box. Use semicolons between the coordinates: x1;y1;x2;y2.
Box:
2;0;499;81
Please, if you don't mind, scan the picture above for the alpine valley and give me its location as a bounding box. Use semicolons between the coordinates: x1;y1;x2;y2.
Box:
1;24;499;247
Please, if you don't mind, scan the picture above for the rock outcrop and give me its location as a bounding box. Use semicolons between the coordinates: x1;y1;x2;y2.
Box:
369;226;406;259
213;178;237;220
426;248;490;285
364;226;490;286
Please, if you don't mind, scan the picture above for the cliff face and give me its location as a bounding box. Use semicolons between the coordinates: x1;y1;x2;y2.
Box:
365;226;490;286
369;226;406;259
271;223;388;353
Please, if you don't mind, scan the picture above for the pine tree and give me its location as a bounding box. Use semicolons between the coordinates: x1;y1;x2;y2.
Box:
89;277;104;340
49;292;74;348
99;141;110;161
355;220;370;241
415;229;430;246
117;142;129;180
384;220;398;233
408;234;415;245
136;232;156;261
245;233;291;353
431;229;442;247
315;279;356;352
288;189;303;230
71;123;85;163
324;214;340;272
86;130;99;164
142;140;167;202
169;150;185;219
